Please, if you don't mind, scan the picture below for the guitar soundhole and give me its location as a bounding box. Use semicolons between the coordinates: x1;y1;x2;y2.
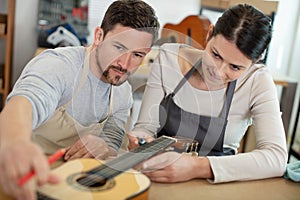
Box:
67;172;115;191
77;175;106;187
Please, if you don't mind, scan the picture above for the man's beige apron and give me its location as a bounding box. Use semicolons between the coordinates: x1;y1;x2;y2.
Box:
32;47;114;155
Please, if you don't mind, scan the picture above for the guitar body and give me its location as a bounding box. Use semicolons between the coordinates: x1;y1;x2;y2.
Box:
37;158;150;200
0;136;177;200
160;15;211;49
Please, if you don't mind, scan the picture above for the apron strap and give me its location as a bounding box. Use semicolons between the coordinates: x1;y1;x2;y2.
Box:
172;58;202;96
108;87;114;115
170;56;236;119
220;80;236;119
99;86;114;123
62;46;91;109
61;46;114;121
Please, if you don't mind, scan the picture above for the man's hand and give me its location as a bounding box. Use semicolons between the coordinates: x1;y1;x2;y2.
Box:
0;140;60;200
64;134;116;161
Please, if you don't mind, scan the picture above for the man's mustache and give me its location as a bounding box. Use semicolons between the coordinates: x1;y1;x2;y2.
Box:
109;65;131;75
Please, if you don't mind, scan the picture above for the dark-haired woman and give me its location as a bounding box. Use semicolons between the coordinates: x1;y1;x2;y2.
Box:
128;4;287;183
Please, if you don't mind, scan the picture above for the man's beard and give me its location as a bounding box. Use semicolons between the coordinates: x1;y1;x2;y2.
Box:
103;65;130;86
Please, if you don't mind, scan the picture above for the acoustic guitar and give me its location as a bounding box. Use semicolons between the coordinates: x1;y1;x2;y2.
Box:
158;15;211;49
0;136;177;200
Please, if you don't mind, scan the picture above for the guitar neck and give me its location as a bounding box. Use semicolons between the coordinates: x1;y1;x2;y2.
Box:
87;136;176;179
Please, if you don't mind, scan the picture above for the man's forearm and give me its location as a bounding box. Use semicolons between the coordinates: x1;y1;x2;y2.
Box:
0;96;33;145
101;117;126;152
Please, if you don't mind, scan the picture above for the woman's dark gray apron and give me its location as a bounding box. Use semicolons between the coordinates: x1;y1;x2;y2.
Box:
157;59;236;156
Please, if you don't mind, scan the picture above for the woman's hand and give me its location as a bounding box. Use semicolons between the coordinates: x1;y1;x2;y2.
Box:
139;151;213;183
127;131;155;150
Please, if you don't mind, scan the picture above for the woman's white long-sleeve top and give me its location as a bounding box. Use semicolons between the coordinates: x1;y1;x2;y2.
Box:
133;43;287;183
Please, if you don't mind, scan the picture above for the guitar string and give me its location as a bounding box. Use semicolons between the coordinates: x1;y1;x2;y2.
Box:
76;137;175;187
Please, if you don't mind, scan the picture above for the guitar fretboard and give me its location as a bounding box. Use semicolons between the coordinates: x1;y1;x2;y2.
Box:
85;136;176;181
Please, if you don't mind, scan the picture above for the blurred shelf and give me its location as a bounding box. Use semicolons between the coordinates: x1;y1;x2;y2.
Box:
0;0;15;110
